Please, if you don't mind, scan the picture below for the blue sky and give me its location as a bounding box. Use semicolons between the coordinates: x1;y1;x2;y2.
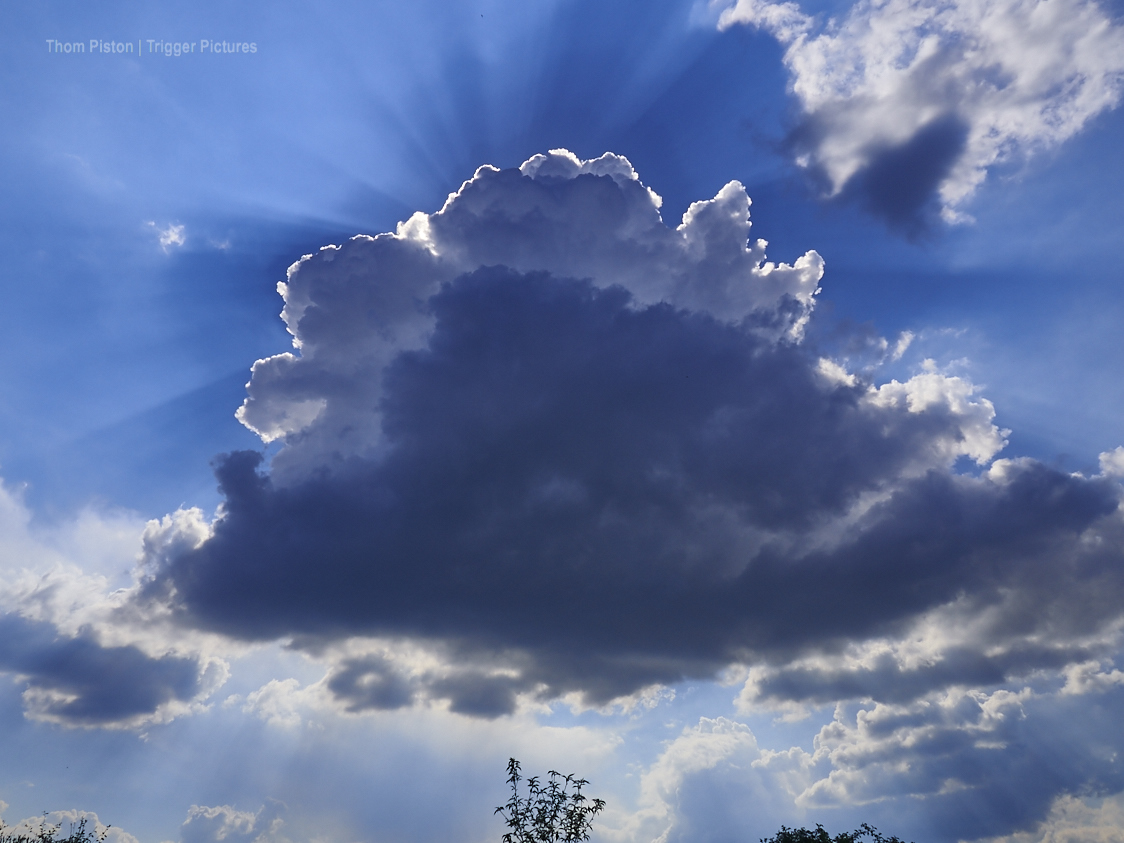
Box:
4;2;1124;843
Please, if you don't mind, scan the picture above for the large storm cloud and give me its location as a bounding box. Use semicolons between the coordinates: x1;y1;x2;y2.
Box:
136;151;1124;719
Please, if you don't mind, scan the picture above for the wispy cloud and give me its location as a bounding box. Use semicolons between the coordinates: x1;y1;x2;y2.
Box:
147;221;186;251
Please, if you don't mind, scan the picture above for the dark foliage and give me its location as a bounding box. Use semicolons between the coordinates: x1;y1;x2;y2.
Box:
0;818;107;843
495;758;606;843
762;824;913;843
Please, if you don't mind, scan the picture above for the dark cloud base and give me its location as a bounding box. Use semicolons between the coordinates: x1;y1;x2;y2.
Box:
787;112;969;235
0;614;205;726
143;267;1123;713
843;114;969;236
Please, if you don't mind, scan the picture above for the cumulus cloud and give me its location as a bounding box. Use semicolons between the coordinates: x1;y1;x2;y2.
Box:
799;682;1124;840
717;0;1124;227
0;479;227;728
0;809;139;843
237;678;311;729
234;149;822;467
983;793;1124;843
1100;446;1124;478
180;801;288;843
611;717;807;843
619;680;1124;843
130;151;1124;743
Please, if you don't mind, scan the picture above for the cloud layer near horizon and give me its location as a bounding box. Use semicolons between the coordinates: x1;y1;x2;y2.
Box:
131;151;1124;728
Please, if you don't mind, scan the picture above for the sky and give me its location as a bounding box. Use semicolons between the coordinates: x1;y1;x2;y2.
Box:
3;2;1124;843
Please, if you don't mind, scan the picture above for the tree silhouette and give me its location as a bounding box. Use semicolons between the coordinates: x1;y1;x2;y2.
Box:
495;758;606;843
0;817;107;843
761;824;913;843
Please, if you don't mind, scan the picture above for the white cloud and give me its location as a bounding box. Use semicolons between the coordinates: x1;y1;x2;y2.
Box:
718;0;1124;221
608;717;809;843
147;221;186;251
180;802;288;843
1100;446;1124;478
889;330;914;362
1060;660;1124;695
239;678;310;729
982;793;1124;843
864;367;1008;465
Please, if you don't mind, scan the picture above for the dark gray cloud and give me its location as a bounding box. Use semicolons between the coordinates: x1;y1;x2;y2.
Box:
139;262;1123;709
838;114;969;234
325;647;556;718
748;642;1098;706
0;613;208;727
326;655;416;712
